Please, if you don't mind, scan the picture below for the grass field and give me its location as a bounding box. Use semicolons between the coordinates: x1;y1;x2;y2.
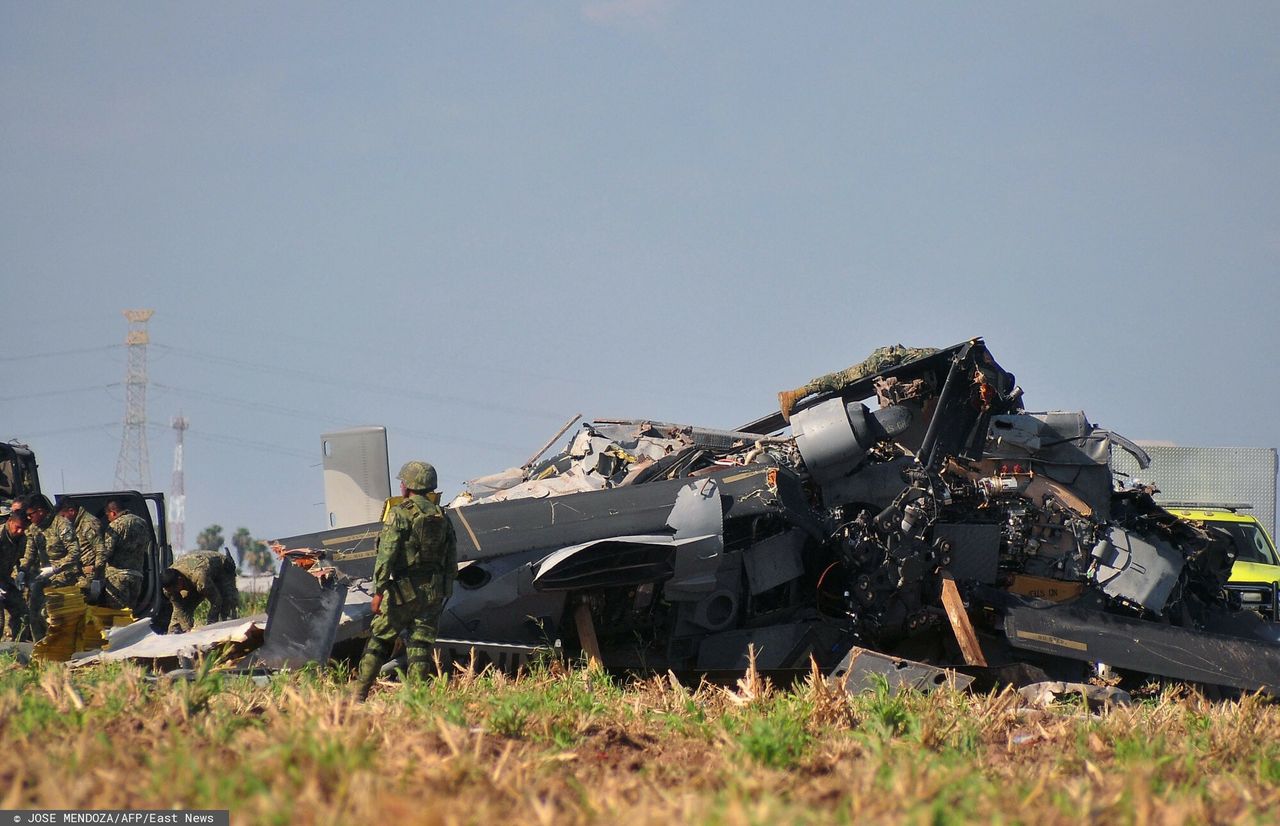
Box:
3;652;1280;825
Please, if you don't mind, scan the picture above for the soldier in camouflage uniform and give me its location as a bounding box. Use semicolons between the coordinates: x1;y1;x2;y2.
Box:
352;460;457;701
20;495;56;640
0;507;28;640
101;500;151;611
777;344;941;421
161;550;239;633
35;499;105;595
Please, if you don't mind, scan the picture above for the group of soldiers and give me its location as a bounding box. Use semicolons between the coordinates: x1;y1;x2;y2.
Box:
1;459;453;702
0;493;152;641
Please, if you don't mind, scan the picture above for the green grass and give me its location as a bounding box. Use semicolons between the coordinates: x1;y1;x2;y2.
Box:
4;650;1280;824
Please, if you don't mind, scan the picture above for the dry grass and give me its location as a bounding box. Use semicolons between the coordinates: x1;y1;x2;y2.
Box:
3;650;1280;825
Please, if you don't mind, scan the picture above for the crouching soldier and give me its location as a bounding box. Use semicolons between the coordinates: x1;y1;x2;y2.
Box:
101;500;151;611
352;460;457;701
161;550;239;633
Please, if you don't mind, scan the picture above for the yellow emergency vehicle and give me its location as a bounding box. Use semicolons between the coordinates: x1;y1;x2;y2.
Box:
1167;504;1279;618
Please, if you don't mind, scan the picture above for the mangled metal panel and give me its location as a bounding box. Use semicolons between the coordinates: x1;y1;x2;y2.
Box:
1003;600;1280;694
986;412;1114;520
275;523;383;580
70;616;265;666
1091;528;1184;613
251;563;349;669
828;646;973;694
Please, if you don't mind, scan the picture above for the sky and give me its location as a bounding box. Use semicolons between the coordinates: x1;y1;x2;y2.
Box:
2;2;1278;548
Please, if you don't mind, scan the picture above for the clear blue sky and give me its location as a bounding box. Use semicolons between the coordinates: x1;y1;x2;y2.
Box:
3;2;1278;546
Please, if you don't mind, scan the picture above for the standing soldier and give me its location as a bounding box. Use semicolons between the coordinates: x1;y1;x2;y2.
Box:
101;500;151;611
160;550;239;633
0;506;28;640
19;494;55;639
352;460;457;701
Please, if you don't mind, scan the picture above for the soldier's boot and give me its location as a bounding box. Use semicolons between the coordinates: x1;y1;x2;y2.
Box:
777;387;808;423
352;639;391;701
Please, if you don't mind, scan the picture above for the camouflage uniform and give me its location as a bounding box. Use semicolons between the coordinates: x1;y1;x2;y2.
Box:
165;550;239;634
779;344;941;420
0;524;27;640
30;509;102;589
354;480;457;699
20;513;51;639
102;512;151;610
71;508;106;586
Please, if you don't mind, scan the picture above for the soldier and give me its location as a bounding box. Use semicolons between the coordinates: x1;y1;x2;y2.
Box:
352;460;457;701
52;498;106;598
101;500;151;611
161;550;239;633
19;494;55;639
0;506;28;640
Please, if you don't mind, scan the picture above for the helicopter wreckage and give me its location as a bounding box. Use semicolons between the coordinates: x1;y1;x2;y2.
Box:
259;338;1280;695
85;338;1280;695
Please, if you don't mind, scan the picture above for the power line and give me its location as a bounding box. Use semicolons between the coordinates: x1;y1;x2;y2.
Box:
0;345;124;363
160;310;588;387
150;381;527;454
0;383;122;402
15;423;120;439
150;343;566;421
151;382;358;428
145;422;315;460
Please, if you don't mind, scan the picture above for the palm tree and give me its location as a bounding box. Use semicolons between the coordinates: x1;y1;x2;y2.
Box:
196;524;224;552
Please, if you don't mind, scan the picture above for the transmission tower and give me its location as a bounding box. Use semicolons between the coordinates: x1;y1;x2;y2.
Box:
114;309;154;490
169;414;189;554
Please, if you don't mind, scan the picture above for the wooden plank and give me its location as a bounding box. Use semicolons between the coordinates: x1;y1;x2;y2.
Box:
940;575;988;667
573;601;603;667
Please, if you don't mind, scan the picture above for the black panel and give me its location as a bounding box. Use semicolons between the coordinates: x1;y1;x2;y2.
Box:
1004;602;1280;693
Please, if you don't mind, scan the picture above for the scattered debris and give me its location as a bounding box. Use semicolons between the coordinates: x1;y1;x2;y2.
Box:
828;646;973;695
1018;681;1133;708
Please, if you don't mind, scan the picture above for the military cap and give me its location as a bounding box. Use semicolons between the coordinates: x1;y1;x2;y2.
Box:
397;460;437;491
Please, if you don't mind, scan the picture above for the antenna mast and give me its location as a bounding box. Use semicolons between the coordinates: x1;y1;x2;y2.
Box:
169;414;189;553
114;309;154;490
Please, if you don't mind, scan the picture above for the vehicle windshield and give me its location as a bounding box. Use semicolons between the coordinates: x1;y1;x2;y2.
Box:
1219;521;1279;566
